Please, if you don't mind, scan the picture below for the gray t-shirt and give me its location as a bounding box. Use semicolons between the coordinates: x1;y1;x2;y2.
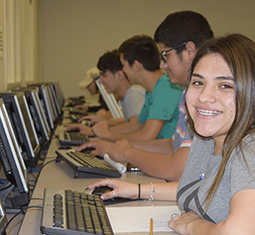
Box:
177;134;255;223
120;84;145;121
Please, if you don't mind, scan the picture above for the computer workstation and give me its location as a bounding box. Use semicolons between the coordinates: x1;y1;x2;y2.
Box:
0;82;63;214
58;79;125;148
16;134;175;235
0;83;176;235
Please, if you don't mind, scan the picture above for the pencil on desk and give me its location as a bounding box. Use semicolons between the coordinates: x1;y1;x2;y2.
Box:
149;218;153;235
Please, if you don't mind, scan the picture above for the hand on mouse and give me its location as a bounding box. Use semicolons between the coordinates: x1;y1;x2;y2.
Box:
87;179;139;200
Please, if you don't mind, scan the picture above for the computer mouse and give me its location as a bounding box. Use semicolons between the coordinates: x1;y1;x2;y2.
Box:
81;147;96;154
92;186;112;196
58;146;72;150
91;186;132;204
66;129;79;133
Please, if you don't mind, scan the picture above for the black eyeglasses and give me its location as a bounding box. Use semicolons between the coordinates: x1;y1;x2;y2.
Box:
161;42;187;63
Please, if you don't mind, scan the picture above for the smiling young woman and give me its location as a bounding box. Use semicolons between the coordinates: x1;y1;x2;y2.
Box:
87;33;255;235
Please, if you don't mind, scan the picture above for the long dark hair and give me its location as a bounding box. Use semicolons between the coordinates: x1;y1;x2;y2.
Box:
187;34;255;209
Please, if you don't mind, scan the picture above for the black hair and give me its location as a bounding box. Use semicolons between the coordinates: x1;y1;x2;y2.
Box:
97;49;123;73
154;11;214;54
118;35;160;71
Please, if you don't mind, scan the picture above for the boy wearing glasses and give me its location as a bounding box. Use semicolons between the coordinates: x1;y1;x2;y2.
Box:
77;11;214;181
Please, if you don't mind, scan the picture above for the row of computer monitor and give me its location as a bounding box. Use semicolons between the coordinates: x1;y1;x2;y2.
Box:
0;80;122;211
0;82;65;211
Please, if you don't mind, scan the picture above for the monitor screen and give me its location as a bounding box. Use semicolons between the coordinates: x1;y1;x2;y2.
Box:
46;85;58;120
53;82;65;108
0;92;41;161
0;98;28;194
32;90;51;140
17;94;39;149
48;84;61;116
95;79;123;118
12;88;51;145
39;86;55;130
34;90;51;135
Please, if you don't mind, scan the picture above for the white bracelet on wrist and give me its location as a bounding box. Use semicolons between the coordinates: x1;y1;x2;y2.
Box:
148;182;156;201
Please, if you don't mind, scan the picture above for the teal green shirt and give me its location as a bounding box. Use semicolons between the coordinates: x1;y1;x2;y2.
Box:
138;74;184;139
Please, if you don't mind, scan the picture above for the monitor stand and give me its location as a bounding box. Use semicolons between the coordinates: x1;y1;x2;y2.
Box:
0;181;29;213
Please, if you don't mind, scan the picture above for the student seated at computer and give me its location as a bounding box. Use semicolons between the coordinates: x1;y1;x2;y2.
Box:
74;67;109;112
65;35;184;142
76;11;214;181
88;34;255;235
77;49;145;127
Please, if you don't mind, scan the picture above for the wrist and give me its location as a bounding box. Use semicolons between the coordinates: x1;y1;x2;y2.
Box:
88;128;95;137
137;183;155;201
123;146;134;162
102;130;112;140
186;214;203;234
140;183;152;200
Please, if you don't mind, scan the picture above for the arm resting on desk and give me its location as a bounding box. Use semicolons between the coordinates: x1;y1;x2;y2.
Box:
131;138;174;154
93;119;165;142
108;139;189;181
87;179;178;201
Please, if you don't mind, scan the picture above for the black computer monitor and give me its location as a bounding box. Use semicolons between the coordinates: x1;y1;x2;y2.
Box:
0;98;29;210
33;90;52;141
0;199;7;232
11;88;51;145
46;85;58;119
27;83;55;130
28;82;64;116
48;84;61;116
52;82;65;108
37;85;55;130
0;92;41;165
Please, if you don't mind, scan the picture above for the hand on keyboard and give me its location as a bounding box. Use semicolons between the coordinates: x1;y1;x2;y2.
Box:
64;123;94;136
78;115;95;123
76;140;114;157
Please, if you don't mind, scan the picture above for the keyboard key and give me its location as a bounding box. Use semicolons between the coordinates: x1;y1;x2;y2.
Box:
40;188;114;235
56;149;121;178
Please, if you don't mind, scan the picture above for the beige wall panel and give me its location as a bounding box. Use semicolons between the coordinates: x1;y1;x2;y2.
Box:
42;0;255;98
